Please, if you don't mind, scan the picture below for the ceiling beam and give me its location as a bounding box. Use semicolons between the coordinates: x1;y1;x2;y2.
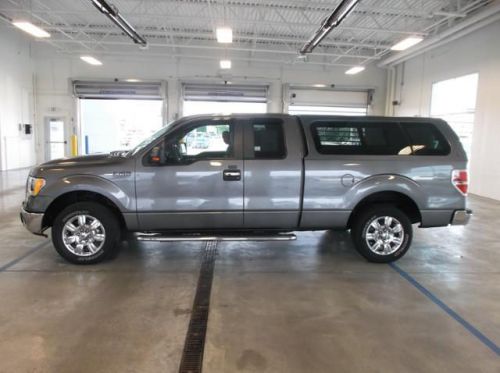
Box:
38;38;382;60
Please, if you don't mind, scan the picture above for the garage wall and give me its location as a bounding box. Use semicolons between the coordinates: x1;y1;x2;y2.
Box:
392;20;500;200
32;48;387;163
0;27;36;171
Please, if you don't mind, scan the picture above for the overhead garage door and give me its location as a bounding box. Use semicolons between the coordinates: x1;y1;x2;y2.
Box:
182;83;268;115
288;87;370;115
73;80;163;100
74;81;164;154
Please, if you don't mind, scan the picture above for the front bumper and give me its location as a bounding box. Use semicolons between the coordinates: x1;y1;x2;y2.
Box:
20;207;46;236
451;209;473;225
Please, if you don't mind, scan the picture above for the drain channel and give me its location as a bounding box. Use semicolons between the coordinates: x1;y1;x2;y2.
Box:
179;240;218;373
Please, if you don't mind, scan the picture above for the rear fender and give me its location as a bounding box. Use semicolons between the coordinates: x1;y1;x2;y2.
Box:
345;174;424;210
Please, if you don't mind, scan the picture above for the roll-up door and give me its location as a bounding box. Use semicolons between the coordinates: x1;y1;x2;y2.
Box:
183;84;268;103
73;80;163;100
288;87;369;115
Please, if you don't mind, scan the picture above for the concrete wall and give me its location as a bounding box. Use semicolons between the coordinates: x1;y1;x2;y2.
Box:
392;20;500;200
0;27;36;171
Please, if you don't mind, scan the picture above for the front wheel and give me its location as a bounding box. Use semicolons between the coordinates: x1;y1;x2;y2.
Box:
351;205;412;263
52;202;121;264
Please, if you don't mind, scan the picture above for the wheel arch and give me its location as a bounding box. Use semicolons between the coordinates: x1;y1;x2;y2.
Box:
42;190;127;231
347;191;421;229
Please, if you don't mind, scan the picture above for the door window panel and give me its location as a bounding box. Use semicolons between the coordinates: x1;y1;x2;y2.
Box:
250;120;286;159
145;122;234;166
47;119;65;160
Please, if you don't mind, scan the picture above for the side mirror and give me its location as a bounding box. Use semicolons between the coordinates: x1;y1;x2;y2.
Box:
148;146;162;164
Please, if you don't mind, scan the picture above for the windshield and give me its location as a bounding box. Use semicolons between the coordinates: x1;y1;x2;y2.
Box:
128;122;174;156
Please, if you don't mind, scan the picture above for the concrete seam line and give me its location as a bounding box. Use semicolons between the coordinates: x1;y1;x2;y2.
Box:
0;241;50;272
390;263;499;356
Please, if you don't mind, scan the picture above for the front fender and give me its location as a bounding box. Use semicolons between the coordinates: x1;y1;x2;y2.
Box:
345;174;424;209
28;174;132;212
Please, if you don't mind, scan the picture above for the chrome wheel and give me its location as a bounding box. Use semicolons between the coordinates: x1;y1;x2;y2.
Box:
62;214;106;257
364;216;404;256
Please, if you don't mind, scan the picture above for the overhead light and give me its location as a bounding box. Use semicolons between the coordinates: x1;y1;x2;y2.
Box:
313;84;327;88
125;79;141;82
220;60;232;69
12;21;50;38
300;0;360;55
80;56;102;66
345;66;365;75
216;27;233;43
391;36;424;51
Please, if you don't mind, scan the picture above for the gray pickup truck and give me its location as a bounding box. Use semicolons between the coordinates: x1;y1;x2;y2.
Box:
21;114;471;264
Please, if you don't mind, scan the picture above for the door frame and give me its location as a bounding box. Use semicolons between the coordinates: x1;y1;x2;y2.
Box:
44;116;68;161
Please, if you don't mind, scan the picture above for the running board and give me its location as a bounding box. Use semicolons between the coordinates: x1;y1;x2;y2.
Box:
136;233;296;242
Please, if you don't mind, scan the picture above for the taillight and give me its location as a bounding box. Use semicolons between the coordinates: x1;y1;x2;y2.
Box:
452;170;468;195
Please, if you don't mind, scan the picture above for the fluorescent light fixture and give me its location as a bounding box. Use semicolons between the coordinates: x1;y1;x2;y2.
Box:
12;21;50;38
80;56;102;66
313;84;327;88
345;66;365;75
220;59;232;69
91;0;147;47
391;36;424;51
125;79;140;82
300;0;360;54
216;27;233;43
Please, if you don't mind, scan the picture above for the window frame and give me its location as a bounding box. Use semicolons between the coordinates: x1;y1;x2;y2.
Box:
310;121;411;156
141;118;241;167
243;118;288;160
401;122;452;156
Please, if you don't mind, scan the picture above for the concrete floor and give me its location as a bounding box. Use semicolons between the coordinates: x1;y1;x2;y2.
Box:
0;168;498;373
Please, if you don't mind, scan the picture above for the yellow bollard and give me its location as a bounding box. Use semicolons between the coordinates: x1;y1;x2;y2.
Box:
70;135;78;156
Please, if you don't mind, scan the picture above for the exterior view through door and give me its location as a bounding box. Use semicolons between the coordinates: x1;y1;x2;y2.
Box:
45;118;66;161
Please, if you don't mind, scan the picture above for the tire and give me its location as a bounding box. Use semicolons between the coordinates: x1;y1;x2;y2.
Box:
52;202;121;264
351;205;412;263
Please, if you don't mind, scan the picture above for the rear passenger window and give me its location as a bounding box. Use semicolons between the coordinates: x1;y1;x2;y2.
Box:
311;122;410;155
403;123;451;155
251;120;286;159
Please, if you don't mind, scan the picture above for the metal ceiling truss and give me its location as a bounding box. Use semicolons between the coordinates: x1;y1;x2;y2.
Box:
0;0;492;68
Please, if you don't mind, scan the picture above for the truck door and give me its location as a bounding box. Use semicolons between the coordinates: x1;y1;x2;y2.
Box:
242;115;304;229
135;117;244;230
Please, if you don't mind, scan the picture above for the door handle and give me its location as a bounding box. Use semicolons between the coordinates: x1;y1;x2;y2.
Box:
223;169;241;181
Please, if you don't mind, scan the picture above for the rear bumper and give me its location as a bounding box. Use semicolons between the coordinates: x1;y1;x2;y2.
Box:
451;209;472;225
20;207;46;236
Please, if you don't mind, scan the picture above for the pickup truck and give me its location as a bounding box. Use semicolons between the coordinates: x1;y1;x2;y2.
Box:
21;114;471;264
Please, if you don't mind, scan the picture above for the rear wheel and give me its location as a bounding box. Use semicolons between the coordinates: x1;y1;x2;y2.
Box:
52;202;121;264
351;205;412;263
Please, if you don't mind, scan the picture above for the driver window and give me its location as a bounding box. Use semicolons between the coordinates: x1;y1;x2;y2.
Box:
145;122;234;166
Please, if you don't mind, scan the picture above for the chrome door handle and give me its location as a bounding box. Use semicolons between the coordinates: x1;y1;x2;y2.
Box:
223;169;241;181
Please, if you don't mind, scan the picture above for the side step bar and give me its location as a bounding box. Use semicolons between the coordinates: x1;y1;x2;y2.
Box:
136;233;296;242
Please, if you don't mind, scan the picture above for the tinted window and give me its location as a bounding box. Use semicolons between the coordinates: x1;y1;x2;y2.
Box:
144;122;233;166
311;122;410;155
251;120;286;159
403;123;450;155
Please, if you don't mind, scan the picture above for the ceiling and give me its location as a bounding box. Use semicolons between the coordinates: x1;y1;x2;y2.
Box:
0;0;494;68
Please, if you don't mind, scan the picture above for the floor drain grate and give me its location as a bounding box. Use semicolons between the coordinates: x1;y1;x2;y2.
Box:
179;240;218;373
